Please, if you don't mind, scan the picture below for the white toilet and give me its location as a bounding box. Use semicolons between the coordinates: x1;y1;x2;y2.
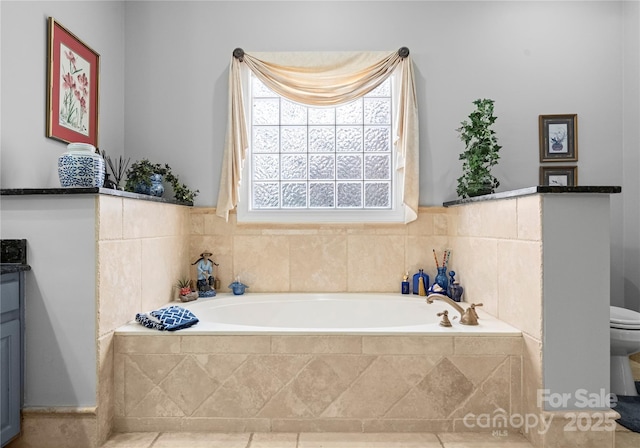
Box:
610;305;640;396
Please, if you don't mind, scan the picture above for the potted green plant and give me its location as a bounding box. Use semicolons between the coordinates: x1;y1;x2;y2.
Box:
455;98;502;198
125;158;199;205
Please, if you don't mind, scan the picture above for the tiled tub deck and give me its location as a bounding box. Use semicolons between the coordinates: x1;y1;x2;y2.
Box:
113;332;522;433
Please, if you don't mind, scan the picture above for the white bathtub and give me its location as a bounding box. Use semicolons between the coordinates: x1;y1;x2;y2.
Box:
118;293;520;335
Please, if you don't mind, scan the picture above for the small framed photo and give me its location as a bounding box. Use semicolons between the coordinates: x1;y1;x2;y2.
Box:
47;17;100;147
540;166;578;187
539;114;577;162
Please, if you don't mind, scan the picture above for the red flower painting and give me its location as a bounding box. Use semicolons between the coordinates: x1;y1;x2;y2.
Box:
59;46;90;135
47;18;100;146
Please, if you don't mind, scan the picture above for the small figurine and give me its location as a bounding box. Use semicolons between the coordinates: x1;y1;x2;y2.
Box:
192;251;219;297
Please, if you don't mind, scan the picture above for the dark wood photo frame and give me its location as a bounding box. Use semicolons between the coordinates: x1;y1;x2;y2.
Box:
540;166;578;186
539;114;577;162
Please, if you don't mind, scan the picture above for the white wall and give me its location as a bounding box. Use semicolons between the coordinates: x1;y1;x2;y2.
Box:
622;0;640;311
121;0;626;206
542;195;612;409
1;196;97;407
0;0;125;187
1;1;638;305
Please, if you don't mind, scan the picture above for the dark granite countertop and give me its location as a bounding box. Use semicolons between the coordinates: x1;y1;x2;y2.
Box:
1;239;30;274
1;264;31;274
0;187;192;206
443;186;622;207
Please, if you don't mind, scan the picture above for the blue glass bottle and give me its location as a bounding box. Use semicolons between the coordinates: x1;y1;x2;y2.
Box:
434;267;449;295
412;270;421;295
412;269;429;296
413;269;429;295
402;273;410;294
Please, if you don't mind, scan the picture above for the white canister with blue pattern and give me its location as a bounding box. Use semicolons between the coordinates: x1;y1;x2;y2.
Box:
58;143;105;188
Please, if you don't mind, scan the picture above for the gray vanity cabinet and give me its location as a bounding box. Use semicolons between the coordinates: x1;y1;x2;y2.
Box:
1;272;24;447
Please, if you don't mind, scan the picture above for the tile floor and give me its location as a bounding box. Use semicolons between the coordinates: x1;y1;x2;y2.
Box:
101;432;530;448
616;425;640;448
101;428;640;448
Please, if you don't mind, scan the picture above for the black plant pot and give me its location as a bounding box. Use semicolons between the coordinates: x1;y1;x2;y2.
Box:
467;183;494;197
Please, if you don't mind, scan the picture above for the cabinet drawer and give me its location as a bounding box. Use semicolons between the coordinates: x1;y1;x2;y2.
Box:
1;273;20;314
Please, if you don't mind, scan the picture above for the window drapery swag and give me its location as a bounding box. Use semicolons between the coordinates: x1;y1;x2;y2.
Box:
216;48;419;223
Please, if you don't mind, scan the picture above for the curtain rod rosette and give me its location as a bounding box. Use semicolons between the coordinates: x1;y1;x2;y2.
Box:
216;48;419;223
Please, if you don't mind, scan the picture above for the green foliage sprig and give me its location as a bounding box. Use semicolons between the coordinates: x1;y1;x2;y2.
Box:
456;98;502;198
125;158;199;205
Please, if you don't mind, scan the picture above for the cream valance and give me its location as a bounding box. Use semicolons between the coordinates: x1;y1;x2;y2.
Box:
216;48;419;223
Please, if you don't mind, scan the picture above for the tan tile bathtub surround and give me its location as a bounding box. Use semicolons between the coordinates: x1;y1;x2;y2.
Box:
96;196;191;446
114;333;522;433
448;197;543;340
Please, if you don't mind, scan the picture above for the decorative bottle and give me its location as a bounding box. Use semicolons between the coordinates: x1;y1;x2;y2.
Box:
434;267;449;296
402;273;410;294
448;270;464;302
412;269;429;296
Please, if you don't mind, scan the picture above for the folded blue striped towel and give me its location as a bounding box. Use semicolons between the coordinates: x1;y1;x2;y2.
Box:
135;305;199;331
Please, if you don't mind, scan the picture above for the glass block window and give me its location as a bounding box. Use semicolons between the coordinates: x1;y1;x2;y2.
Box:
249;74;393;212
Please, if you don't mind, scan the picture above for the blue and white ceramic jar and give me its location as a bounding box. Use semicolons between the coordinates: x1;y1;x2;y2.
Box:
134;174;164;197
149;174;164;197
58;143;105;188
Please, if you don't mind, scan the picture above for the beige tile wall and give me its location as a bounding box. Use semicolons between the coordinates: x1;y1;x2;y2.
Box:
95;196;191;445
448;196;546;446
189;208;451;293
113;334;522;433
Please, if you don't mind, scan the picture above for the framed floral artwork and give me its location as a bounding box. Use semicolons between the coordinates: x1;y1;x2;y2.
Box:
540;166;578;186
47;17;100;147
539;114;577;162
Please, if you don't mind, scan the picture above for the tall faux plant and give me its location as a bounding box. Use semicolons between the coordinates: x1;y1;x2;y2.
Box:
456;98;502;198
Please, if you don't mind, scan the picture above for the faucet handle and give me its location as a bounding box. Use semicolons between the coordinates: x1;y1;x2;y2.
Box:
437;310;453;327
469;303;483;320
460;303;483;326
